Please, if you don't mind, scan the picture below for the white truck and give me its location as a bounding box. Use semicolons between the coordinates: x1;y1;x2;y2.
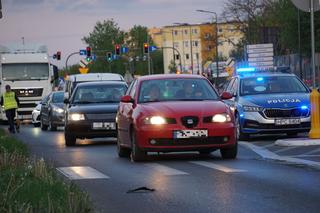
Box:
0;44;54;120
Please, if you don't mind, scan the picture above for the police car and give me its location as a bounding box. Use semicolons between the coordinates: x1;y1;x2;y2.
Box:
222;68;311;140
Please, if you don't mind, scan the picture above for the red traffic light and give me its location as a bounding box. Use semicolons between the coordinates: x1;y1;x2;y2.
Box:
115;44;121;55
86;46;91;57
143;43;149;54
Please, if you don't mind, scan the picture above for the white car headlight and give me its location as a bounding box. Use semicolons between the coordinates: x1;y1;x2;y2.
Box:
212;113;231;123
68;113;85;121
53;106;64;114
243;105;263;112
144;116;167;125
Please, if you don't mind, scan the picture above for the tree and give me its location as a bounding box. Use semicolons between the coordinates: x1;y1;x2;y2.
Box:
82;19;126;75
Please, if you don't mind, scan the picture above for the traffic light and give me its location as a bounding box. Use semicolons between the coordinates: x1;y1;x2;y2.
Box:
86;46;91;57
143;43;149;54
106;52;112;61
115;44;120;55
56;51;61;60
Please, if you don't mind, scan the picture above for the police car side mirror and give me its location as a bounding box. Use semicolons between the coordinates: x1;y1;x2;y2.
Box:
221;92;233;100
64;99;69;104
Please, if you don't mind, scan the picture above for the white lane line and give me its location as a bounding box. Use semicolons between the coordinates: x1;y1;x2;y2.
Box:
240;142;320;169
301;147;320;155
189;161;247;173
57;166;110;180
143;163;188;176
262;143;275;148
274;146;298;154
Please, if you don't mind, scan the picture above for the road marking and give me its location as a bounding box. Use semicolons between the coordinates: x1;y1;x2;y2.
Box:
287;154;320;158
274;146;298;154
300;147;320;155
240;142;320;170
262;143;275;148
57;166;110;180
189;161;247;173
143;163;188;176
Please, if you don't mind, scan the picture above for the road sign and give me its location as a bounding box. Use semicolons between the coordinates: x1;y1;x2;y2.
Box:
291;0;320;12
121;47;129;54
91;54;97;61
79;49;87;56
248;52;274;58
248;57;274;62
247;43;273;49
249;61;274;67
79;58;89;68
149;46;157;52
79;67;89;74
247;48;273;54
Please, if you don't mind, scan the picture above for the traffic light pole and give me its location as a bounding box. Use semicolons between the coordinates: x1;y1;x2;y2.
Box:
161;46;182;72
65;51;79;72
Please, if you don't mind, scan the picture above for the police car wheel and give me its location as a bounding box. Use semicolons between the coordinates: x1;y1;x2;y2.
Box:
236;115;250;141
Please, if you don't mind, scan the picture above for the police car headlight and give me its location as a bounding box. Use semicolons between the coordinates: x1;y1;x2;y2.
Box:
212;113;231;123
243;105;263;112
68;113;85;121
144;116;167;125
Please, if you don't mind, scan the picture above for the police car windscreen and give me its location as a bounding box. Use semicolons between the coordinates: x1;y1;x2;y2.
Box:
240;76;308;96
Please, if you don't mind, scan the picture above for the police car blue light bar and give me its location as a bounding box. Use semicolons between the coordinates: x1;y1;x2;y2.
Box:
236;67;256;72
301;105;308;110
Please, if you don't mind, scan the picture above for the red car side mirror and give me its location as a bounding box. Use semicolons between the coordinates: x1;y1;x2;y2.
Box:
220;92;233;100
120;95;134;103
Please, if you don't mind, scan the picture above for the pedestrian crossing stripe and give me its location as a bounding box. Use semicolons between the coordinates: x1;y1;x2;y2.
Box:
57;166;110;180
189;161;247;173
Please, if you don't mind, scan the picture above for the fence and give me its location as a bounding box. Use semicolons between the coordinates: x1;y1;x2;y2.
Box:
274;53;320;87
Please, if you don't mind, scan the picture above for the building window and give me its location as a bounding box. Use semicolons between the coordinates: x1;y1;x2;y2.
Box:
175;54;180;60
184;29;188;34
192;29;198;34
186;54;190;60
184;41;189;47
195;53;199;59
193;41;199;47
219;28;223;33
174;30;178;35
173;42;179;48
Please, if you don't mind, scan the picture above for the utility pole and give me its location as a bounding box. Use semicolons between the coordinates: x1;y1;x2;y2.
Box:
0;0;3;19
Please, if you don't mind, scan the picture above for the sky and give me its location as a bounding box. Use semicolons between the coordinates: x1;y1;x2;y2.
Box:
0;0;227;67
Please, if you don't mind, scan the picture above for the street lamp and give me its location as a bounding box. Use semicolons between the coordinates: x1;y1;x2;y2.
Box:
173;23;194;74
196;9;219;85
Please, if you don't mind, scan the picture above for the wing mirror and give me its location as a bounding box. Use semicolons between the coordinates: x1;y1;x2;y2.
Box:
220;91;233;100
120;95;134;103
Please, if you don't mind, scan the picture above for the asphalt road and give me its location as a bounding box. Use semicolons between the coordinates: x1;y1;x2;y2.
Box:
3;124;320;213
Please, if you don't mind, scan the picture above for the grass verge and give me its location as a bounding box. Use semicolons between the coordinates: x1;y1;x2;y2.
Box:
0;128;93;212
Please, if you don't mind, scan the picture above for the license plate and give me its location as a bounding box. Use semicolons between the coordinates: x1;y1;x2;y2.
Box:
92;122;116;130
173;130;208;139
275;119;301;126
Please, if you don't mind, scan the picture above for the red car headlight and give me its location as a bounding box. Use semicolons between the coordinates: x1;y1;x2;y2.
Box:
144;116;167;125
212;113;231;123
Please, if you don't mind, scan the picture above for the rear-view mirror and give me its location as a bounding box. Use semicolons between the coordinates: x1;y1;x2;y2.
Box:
120;95;134;103
63;99;69;104
220;92;233;100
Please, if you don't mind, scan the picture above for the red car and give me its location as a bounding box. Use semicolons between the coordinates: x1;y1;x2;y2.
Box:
116;74;237;161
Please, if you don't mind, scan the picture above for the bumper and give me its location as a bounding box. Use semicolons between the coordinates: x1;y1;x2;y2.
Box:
241;111;311;134
65;119;117;139
31;110;40;124
51;113;65;126
135;123;236;152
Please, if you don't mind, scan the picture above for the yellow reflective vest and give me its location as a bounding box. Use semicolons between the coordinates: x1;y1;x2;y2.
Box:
3;92;18;110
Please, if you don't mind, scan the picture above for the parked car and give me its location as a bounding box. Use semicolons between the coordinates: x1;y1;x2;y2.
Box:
222;69;311;140
116;74;236;161
64;81;128;146
40;91;65;131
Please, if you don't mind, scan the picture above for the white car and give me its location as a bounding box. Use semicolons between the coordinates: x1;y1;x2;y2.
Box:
31;102;42;127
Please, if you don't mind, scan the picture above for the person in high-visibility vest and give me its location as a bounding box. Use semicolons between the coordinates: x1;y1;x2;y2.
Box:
0;85;20;133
